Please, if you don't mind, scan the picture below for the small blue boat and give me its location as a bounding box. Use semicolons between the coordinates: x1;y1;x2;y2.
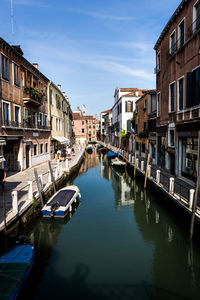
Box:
107;151;119;159
0;244;34;300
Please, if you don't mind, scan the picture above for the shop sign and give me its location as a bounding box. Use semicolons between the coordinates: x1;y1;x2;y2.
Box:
33;132;39;137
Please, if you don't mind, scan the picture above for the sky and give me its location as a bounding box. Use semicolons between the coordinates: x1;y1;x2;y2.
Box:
0;0;181;116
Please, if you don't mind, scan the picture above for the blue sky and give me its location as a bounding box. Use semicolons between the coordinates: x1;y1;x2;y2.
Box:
1;0;181;116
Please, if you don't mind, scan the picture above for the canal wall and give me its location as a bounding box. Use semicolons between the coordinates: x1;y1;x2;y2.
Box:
0;145;85;236
99;142;200;223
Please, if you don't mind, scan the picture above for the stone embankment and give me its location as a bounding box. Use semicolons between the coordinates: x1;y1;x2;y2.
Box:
0;144;85;234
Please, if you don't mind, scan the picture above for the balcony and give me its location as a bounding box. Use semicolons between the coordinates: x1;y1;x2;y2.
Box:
1;120;50;131
188;16;200;39
23;87;46;106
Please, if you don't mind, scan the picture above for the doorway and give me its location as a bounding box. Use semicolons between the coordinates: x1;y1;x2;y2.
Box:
26;144;30;168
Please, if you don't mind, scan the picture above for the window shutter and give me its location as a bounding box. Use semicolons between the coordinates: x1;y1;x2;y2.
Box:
125;101;127;112
131;101;133;112
186;72;193;108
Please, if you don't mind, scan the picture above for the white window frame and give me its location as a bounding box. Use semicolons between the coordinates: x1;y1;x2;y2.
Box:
12;61;20;87
177;75;184;112
178;18;185;48
33;144;38;156
168;126;175;147
1;52;10;82
40;143;44;154
156;51;161;72
45;142;48;153
157;92;161;117
14;104;21;123
2;100;11;123
169;29;176;55
169;81;176;112
193;0;200;32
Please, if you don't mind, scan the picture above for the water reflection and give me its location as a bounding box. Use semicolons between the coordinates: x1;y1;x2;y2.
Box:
20;150;200;300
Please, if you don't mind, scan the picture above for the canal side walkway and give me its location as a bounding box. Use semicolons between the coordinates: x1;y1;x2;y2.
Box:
0;144;85;232
99;141;200;221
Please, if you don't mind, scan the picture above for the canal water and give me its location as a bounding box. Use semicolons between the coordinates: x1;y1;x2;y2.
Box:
20;150;200;300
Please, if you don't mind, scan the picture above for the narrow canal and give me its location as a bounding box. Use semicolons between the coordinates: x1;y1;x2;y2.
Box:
20;150;200;300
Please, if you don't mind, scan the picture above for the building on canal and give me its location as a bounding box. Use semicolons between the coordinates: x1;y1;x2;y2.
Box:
111;87;144;147
72;108;99;144
48;83;72;158
154;0;200;180
134;90;157;160
0;38;50;171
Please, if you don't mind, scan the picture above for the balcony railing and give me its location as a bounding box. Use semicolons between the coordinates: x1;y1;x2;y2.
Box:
23;87;46;106
2;120;50;130
167;37;186;59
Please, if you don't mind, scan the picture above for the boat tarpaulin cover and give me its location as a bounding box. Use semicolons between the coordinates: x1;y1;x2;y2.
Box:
48;190;76;207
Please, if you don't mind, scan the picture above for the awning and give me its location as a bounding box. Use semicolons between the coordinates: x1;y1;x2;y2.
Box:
52;136;70;144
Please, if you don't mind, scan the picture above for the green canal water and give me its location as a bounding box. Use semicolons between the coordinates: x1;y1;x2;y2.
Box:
20;151;200;300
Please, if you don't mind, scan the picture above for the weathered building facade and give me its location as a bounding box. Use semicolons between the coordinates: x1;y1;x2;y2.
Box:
154;0;200;180
0;38;50;171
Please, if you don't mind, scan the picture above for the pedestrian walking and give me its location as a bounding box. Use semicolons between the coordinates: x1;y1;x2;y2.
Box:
0;167;6;190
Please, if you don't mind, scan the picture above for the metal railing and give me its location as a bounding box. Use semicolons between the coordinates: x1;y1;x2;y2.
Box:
1;120;50;130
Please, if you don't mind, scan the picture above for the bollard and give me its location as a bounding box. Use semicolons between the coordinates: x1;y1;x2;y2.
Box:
155;211;160;224
141;161;144;172
132;156;135;165
129;154;131;163
12;191;19;213
156;170;160;184
28;181;33;201
189;189;195;210
169;177;174;194
148;165;151;177
55;166;58;178
69;205;72;212
141;191;144;200
136;158;139;168
59;163;63;176
65;158;69;171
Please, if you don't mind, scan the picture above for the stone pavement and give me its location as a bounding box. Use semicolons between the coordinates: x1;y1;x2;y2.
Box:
0;144;85;232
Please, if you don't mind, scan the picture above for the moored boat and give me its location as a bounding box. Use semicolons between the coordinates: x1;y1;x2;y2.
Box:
87;144;93;153
41;185;81;218
107;151;119;159
111;157;126;169
0;244;34;300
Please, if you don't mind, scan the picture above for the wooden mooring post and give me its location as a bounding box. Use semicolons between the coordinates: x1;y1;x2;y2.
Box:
48;160;56;194
3;187;7;249
144;153;150;189
34;168;44;207
189;176;200;240
134;152;137;178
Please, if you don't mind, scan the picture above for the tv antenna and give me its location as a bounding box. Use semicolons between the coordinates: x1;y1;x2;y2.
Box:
10;0;15;44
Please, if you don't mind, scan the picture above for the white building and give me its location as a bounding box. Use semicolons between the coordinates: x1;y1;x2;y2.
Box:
112;87;145;146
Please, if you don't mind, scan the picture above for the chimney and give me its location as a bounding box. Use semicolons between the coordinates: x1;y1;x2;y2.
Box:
32;63;38;69
57;84;61;90
12;45;24;56
62;92;65;96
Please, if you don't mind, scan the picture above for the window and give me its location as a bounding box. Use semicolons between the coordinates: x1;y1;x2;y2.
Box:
142;143;146;153
157;93;161;116
44;115;48;127
2;101;10;125
144;122;146;131
33;112;37;126
13;63;20;86
125;101;133;112
169;30;176;55
186;66;200;108
169;130;175;147
45;143;48;153
93;125;95;129
50;89;53;104
135;124;138;134
39;112;43;126
14;105;21;124
169;82;175;112
156;52;161;72
1;54;9;81
33;144;38;156
193;0;200;32
24;108;30;125
82;128;84;133
89;125;91;129
136;142;139;151
178;77;184;111
82;121;84;125
56;94;61;109
40;143;43;154
144;99;147;110
178;19;185;48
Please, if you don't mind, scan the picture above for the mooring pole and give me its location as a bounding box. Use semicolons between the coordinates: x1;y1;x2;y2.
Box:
134;152;137;178
3;188;7;250
34;168;44;207
48;160;56;194
144;153;150;189
189;176;200;240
